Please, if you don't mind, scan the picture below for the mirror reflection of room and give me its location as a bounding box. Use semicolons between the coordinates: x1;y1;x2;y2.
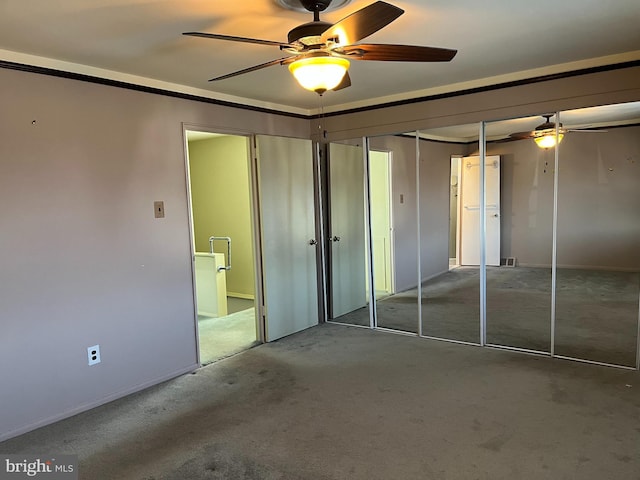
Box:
368;133;420;334
421;103;640;367
553;104;640;367
417;125;482;344
326;139;370;327
326;102;639;370
481;115;555;353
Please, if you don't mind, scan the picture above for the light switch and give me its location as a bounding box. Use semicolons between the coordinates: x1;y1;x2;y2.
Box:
400;194;404;204
154;201;165;218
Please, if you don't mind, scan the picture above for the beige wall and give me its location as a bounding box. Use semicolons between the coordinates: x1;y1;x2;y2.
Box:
555;125;640;270
1;60;638;441
0;67;309;441
188;135;255;298
418;139;469;278
474;125;640;270
368;134;466;292
481;138;556;267
369;135;418;292
326;67;639;279
383;124;640;274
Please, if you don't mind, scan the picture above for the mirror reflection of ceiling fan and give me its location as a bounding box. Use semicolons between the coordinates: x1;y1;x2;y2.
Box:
183;0;457;94
510;114;607;149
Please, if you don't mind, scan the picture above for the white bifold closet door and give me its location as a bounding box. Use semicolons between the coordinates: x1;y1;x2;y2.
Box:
255;135;319;341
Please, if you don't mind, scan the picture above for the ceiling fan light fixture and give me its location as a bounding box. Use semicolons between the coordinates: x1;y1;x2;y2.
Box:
288;55;350;94
534;131;564;149
532;115;564;149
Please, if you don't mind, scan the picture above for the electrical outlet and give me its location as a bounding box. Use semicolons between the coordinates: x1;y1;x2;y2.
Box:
88;345;101;366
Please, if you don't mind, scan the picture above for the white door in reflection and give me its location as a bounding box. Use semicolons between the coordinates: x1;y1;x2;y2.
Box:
460;155;501;266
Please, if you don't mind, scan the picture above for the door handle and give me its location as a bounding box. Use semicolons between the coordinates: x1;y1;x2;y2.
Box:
308;239;317;246
329;235;341;242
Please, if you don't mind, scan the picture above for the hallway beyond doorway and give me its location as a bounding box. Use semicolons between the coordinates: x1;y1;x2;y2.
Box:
198;296;257;365
186;131;258;365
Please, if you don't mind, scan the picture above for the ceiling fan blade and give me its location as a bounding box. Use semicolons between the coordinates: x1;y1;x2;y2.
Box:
509;131;534;140
491;136;520;144
321;1;404;46
183;32;292;48
208;57;292;82
333;44;457;62
332;72;352;91
567;128;608;132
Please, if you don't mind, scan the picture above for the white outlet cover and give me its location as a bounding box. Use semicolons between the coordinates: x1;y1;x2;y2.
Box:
88;345;101;366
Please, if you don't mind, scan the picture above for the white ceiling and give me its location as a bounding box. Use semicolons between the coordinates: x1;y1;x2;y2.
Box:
419;102;640;142
0;0;639;116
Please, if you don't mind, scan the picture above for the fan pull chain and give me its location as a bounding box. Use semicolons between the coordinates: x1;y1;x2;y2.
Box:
317;93;327;141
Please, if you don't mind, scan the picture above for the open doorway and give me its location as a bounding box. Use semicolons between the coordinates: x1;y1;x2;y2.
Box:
185;130;259;365
449;155;502;268
449;156;461;268
369;150;394;298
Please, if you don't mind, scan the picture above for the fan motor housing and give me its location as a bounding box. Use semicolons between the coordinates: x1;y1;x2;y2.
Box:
288;21;332;44
300;0;333;11
275;0;350;14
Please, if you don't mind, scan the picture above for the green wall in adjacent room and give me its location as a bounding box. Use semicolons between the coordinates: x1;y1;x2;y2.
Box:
188;135;255;298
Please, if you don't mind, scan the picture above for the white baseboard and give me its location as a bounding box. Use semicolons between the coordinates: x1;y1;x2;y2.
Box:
517;262;639;272
422;268;451;283
395;269;452;293
227;292;255;300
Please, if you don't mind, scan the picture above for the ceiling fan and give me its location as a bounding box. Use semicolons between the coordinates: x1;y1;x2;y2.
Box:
183;0;457;94
509;114;606;149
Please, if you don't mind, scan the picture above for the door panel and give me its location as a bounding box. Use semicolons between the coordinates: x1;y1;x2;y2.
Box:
369;135;419;334
416;129;480;344
256;135;318;341
460;155;500;266
554;107;640;367
328;142;368;319
483;117;553;353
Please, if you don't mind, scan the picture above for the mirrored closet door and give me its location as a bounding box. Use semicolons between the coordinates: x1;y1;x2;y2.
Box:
368;132;420;334
326;139;370;327
418;124;481;344
554;104;640;367
482;115;555;353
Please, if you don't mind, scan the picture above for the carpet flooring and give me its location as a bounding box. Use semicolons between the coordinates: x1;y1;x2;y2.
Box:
332;266;639;367
1;323;639;479
198;306;258;365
